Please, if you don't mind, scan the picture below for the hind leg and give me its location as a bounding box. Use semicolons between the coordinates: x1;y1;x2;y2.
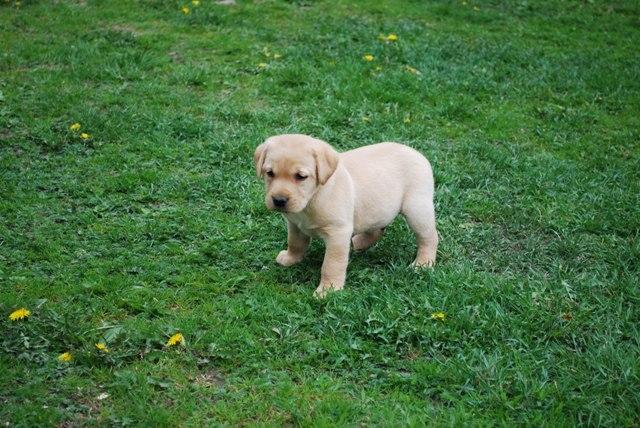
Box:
402;192;438;268
352;228;384;251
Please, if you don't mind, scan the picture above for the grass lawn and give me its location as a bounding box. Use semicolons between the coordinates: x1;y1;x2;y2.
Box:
1;0;639;425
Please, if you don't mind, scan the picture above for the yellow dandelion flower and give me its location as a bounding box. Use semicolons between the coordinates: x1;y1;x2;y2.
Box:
80;132;91;140
431;311;446;321
69;123;81;131
192;0;200;5
166;332;184;347
363;54;375;62
181;6;190;14
405;65;422;75
9;308;31;321
58;352;73;362
95;343;109;353
386;33;398;42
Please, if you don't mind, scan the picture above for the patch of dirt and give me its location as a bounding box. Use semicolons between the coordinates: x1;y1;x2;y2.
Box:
111;24;144;37
168;51;183;63
194;369;225;388
0;129;13;142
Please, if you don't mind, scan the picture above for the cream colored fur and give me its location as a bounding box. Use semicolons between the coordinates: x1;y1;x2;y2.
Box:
254;134;438;297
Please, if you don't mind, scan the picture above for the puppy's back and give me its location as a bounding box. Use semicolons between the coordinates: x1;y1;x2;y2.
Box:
341;142;433;193
341;143;434;232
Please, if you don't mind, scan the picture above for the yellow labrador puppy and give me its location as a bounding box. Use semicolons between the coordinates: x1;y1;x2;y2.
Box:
254;134;438;297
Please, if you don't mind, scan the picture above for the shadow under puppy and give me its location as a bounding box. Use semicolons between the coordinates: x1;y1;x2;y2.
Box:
254;134;438;297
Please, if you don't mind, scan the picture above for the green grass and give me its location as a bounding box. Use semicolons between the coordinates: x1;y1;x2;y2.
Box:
1;0;639;425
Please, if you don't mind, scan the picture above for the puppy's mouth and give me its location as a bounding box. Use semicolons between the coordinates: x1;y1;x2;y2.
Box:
266;202;289;213
268;203;304;214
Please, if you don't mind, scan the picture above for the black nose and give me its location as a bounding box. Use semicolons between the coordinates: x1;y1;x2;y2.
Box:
272;196;288;208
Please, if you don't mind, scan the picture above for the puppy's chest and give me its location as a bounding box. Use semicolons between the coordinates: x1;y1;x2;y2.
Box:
284;213;324;238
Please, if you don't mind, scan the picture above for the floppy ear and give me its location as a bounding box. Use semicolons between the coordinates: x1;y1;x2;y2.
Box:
253;141;269;177
314;142;339;185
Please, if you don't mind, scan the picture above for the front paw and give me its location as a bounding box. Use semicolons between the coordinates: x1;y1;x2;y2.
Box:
313;281;344;299
276;250;303;267
410;256;436;269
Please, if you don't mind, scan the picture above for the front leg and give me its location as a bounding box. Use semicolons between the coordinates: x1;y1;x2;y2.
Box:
276;220;310;267
314;228;352;298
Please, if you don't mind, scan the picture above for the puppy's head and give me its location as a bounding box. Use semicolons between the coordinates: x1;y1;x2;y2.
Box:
254;134;339;213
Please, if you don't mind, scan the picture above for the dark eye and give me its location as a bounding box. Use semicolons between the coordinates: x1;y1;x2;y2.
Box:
295;173;308;181
266;170;275;177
